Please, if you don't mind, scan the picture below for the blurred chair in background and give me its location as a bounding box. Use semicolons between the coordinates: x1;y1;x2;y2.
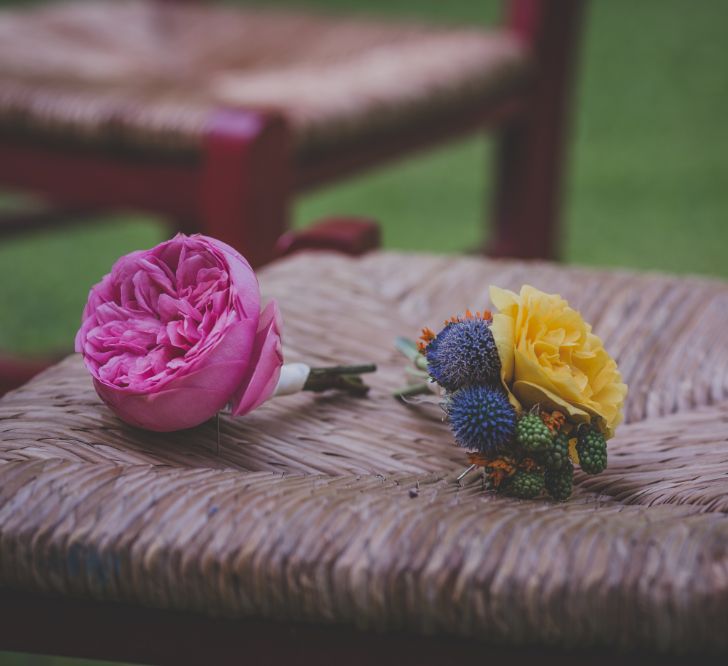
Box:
0;0;584;392
0;0;584;261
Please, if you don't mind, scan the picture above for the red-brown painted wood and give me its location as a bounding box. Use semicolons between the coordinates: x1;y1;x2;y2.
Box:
487;0;586;260
0;110;292;267
0;589;706;666
0;140;199;218
0;354;60;396
198;109;292;268
275;217;381;258
295;94;527;192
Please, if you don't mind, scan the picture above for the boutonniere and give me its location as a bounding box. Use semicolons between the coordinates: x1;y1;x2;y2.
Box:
396;286;627;500
76;234;374;432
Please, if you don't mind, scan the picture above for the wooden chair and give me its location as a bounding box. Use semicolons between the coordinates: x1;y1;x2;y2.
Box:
0;0;584;262
0;0;584;392
2;251;728;664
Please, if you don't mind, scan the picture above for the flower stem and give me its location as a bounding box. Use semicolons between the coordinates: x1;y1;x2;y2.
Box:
395;336;421;362
395;337;429;371
303;364;377;396
392;382;432;399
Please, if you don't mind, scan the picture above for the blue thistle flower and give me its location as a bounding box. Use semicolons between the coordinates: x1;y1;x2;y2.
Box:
447;385;516;454
425;317;500;391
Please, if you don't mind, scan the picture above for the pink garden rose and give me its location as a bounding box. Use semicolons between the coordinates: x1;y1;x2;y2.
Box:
75;234;283;431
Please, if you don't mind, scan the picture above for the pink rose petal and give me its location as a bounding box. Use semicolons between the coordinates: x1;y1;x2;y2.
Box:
230;301;283;416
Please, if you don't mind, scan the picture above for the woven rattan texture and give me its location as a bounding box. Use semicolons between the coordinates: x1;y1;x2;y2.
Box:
1;252;727;652
0;0;529;157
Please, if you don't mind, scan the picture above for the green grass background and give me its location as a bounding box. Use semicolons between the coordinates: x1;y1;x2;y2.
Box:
1;0;727;663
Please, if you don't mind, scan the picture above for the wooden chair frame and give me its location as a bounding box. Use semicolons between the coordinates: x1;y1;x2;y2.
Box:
0;588;713;666
0;0;584;264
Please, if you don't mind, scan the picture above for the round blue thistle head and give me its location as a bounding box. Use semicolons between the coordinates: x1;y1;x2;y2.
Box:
425;317;501;391
447;385;516;454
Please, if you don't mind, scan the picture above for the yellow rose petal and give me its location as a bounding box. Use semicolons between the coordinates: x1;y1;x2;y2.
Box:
512;380;592;427
489;283;627;438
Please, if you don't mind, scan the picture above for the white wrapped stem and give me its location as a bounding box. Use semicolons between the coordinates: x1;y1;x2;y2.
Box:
273;363;311;397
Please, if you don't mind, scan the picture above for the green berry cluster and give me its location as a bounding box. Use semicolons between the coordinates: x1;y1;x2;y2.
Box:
504;469;544;499
539;431;570;470
544;460;574;501
576;428;608;474
483;411;609;500
537;430;573;501
515;414;552;452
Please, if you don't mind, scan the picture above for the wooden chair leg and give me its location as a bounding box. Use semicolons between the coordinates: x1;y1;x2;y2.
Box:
488;0;585;260
199;109;292;268
488;116;557;259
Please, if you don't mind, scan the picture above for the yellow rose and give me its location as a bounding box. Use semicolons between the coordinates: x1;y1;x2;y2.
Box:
489;285;627;439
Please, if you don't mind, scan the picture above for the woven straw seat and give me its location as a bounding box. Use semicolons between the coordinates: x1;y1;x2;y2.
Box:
1;252;727;655
0;0;529;159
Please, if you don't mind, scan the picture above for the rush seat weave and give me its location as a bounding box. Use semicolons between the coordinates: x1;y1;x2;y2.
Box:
0;0;530;158
1;252;727;653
